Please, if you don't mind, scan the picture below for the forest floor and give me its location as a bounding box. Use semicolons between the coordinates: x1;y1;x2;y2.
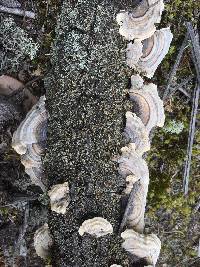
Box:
0;0;199;266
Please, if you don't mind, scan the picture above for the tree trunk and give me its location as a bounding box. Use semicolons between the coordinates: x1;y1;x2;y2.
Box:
45;1;145;266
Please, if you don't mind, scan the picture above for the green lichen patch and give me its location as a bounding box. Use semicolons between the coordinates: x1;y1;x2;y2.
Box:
0;16;39;74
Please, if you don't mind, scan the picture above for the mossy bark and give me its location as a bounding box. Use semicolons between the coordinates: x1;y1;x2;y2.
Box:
44;1;145;266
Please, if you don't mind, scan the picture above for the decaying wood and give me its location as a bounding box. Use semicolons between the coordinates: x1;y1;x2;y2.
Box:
0;5;35;19
0;97;21;131
44;1;141;266
0;196;37;208
12;203;29;265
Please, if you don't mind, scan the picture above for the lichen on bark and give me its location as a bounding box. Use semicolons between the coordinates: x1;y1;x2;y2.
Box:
44;1;145;266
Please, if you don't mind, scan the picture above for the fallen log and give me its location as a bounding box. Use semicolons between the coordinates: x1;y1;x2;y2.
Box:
44;1;143;266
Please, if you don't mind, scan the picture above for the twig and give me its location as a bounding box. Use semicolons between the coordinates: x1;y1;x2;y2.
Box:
194;199;200;212
163;32;189;101
177;87;191;98
167;76;193;99
0;5;35;19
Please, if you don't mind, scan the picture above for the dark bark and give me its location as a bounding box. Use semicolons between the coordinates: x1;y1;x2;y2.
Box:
45;1;145;266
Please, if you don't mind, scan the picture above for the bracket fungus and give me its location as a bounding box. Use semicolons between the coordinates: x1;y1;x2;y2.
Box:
118;143;149;185
110;265;122;267
124;111;150;155
48;182;70;214
125;181;148;233
121;229;161;266
78;217;113;238
129;75;165;132
34;223;53;260
126;28;173;78
12;96;47;191
116;0;164;41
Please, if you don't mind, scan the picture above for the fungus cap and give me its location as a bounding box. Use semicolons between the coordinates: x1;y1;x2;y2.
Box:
78;217;113;237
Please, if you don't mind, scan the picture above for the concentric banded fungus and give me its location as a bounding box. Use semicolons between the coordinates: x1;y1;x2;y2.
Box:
124;111;150;155
48;182;70;214
12;96;47;191
110;265;122;267
118;143;149;184
116;0;164;41
78;217;113;238
125;181;148;233
121;229;161;266
34;223;53;260
126;28;173;78
129;75;165;132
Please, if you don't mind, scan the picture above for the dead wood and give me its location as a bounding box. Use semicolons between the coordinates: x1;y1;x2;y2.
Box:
0;5;35;19
183;23;200;195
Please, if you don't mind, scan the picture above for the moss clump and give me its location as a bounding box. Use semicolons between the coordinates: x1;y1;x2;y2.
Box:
146;99;200;265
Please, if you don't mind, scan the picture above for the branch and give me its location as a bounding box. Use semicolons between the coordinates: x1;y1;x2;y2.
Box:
167;76;193;99
183;83;200;195
0;5;35;19
186;23;200;84
183;23;200;195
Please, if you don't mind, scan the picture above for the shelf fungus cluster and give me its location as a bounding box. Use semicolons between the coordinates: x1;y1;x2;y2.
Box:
116;0;173;265
12;96;47;191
